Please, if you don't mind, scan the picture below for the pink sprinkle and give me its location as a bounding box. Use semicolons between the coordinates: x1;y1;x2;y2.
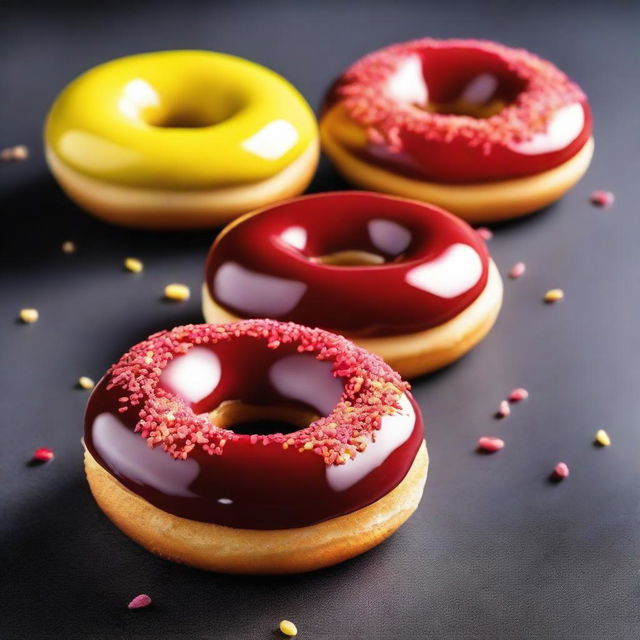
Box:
128;594;152;610
32;447;54;462
508;388;529;403
496;400;511;418
476;227;493;240
509;262;526;279
478;436;505;452
553;462;570;479
590;190;614;207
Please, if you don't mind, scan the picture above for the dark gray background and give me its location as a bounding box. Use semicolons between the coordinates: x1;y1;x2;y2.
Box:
2;1;639;638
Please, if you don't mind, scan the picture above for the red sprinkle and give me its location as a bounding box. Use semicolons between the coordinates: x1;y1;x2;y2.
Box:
478;436;505;452
496;400;511;418
32;447;54;462
476;227;493;241
128;594;152;610
508;388;529;403
589;190;614;207
509;262;526;279
553;462;570;479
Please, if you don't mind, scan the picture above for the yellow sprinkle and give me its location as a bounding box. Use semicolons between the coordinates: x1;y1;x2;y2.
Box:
19;308;39;323
164;283;190;301
595;429;611;447
544;288;564;303
303;442;314;451
124;257;144;273
61;241;76;254
279;620;298;637
78;376;95;390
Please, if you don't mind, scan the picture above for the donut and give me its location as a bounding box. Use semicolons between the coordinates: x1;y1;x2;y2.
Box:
45;51;319;229
84;320;427;574
202;191;503;378
320;39;593;222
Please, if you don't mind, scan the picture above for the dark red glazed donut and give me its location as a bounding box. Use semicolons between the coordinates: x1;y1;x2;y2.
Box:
84;321;424;531
320;39;594;222
204;192;489;336
202;192;502;378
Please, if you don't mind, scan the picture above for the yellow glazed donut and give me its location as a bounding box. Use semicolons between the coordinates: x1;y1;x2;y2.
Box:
45;51;319;229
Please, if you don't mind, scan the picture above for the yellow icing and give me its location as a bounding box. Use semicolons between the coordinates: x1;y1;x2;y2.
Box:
45;51;317;189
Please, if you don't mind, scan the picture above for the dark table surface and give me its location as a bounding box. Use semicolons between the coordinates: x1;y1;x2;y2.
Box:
2;0;639;638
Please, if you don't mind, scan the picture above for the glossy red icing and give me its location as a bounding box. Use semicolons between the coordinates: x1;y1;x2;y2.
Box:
205;192;489;337
326;39;592;183
84;321;424;530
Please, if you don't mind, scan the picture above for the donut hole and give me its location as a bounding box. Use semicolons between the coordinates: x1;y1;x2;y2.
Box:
390;47;527;119
143;99;241;129
314;250;386;266
208;400;319;436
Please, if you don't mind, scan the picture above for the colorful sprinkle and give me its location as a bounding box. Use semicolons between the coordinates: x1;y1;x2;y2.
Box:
124;257;144;273
544;289;564;303
509;262;526;279
1;145;28;162
595;429;611;447
127;594;152;610
496;400;511;418
589;190;614;207
508;388;529;403
32;447;54;462
19;308;39;324
553;462;570;479
279;620;298;637
164;283;191;301
478;436;504;452
61;241;76;254
78;376;95;390
476;227;493;241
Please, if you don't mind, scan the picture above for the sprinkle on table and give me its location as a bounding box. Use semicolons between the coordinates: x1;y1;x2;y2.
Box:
553;462;570;479
544;289;564;303
1;145;28;162
32;447;54;463
61;240;76;254
164;283;191;301
279;620;298;637
476;227;493;241
78;376;95;390
127;594;152;610
19;308;39;324
595;429;611;447
509;262;526;279
508;388;529;403
478;436;504;453
124;257;144;273
496;400;511;418
589;190;614;207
